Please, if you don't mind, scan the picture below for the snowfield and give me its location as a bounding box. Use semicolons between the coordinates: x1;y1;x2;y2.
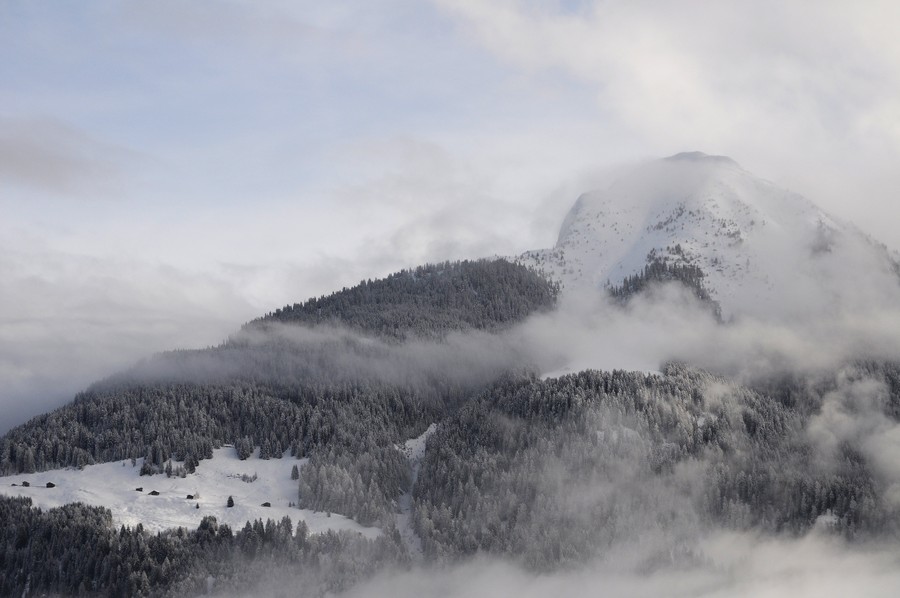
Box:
0;447;379;538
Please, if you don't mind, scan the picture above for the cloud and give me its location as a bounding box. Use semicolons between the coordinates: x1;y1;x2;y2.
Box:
0;117;129;196
332;137;547;265
500;277;900;385
98;268;900;423
0;241;259;434
255;532;900;598
436;0;900;147
807;370;900;508
433;0;900;249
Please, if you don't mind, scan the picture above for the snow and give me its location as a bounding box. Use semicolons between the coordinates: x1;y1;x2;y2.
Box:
395;424;436;560
0;447;379;538
520;152;895;321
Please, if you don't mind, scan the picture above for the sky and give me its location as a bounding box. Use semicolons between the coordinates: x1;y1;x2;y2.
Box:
2;0;900;431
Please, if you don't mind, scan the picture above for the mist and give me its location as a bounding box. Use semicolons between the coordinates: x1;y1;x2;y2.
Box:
107;323;533;406
512;272;900;383
108;246;900;398
5;268;900;595
0;246;260;434
334;533;900;598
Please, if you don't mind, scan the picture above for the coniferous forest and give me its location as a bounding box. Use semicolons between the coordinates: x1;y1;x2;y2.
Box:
2;258;900;596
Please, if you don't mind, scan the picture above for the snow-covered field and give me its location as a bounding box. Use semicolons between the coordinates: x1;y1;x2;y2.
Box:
0;447;379;538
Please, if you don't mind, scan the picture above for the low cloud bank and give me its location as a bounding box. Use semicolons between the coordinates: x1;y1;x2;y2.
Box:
110;275;900;418
511;279;900;383
216;529;900;598
337;532;900;598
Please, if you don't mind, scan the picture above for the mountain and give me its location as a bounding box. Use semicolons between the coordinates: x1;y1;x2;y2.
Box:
253;259;559;340
520;152;899;319
0;259;560;595
2;162;900;597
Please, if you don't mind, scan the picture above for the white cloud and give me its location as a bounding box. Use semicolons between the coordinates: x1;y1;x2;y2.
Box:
807;370;900;508
335;532;900;598
0;239;260;433
433;0;900;248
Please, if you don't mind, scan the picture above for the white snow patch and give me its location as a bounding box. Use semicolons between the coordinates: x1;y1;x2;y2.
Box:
0;447;379;538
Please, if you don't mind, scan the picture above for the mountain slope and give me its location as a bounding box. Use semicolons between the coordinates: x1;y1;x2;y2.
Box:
521;152;899;319
3;159;900;597
414;363;900;569
0;257;558;538
255;259;558;340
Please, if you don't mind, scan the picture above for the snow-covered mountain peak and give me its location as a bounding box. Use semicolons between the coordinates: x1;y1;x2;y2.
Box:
523;154;899;320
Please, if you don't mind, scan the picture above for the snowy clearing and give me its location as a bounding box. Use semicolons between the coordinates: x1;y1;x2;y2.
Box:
0;447;379;538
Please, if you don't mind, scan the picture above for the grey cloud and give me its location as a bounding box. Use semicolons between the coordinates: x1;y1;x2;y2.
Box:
807;370;900;508
224;532;900;598
515;280;900;384
122;321;533;400
0;244;260;434
0;117;129;197
114;269;900;420
335;533;900;598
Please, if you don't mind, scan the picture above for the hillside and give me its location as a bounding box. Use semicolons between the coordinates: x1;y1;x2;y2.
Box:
254;259;558;340
3;160;900;597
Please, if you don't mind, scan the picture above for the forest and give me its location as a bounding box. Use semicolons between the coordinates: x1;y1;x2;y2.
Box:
2;257;899;596
0;495;404;597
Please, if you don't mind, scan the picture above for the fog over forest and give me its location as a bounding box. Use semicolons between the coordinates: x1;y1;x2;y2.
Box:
3;254;900;595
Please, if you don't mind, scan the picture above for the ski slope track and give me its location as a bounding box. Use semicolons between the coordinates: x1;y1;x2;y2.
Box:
521;152;899;320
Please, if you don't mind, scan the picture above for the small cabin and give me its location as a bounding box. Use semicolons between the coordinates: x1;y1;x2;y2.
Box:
135;487;143;492
261;502;271;507
21;481;30;487
46;482;55;488
149;490;160;496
